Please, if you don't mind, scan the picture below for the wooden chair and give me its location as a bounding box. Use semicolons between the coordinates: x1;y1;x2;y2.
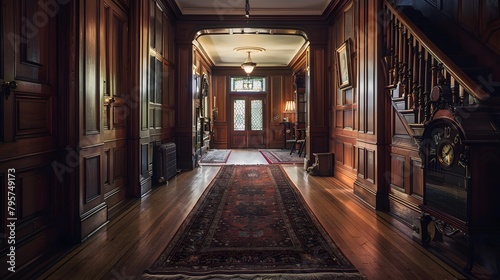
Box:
289;129;305;157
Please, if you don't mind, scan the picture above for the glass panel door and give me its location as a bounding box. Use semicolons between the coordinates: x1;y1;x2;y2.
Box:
231;96;266;148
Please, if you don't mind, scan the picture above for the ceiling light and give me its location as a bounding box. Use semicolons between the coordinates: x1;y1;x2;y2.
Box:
245;0;250;18
234;47;265;75
241;51;256;75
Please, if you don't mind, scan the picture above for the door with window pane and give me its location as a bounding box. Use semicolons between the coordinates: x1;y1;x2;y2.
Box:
231;96;266;148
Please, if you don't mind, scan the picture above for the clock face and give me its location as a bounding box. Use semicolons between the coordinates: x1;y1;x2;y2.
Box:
438;142;454;167
424;120;467;172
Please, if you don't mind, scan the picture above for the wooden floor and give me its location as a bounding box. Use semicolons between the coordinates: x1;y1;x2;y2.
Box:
37;150;474;279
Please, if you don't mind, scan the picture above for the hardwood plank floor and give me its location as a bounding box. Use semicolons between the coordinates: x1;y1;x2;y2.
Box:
37;150;470;279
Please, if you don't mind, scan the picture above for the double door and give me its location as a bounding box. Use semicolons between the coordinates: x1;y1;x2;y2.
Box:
230;95;266;148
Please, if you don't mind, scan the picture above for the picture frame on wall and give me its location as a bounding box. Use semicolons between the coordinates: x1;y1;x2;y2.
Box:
336;39;352;89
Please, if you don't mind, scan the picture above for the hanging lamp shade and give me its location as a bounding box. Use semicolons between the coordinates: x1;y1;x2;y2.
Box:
241;51;257;75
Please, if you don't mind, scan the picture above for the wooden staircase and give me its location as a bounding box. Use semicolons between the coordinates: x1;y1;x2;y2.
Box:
382;1;499;140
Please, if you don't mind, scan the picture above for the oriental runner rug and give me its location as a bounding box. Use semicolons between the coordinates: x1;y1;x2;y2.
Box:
143;165;363;279
259;149;304;164
199;149;232;165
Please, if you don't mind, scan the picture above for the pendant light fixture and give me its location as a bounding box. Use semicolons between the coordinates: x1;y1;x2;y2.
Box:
241;51;257;75
234;47;265;76
245;0;250;18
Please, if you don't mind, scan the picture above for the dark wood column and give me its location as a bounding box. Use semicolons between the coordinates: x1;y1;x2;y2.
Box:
175;38;196;170
306;38;330;165
129;0;151;197
353;0;389;210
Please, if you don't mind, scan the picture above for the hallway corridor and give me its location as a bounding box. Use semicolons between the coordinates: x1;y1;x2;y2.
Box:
36;150;478;279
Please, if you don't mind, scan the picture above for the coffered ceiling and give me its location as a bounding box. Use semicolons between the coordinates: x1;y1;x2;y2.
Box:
172;0;332;68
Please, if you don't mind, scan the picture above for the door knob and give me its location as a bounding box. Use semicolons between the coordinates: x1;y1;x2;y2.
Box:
1;81;17;100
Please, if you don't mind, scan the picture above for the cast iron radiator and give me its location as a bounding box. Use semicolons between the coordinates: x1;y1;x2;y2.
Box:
153;142;177;184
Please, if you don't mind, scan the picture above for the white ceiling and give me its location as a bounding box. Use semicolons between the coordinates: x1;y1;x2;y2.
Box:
173;0;332;67
195;29;308;67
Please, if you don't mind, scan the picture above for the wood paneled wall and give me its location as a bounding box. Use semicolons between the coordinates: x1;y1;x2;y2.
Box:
0;0;62;277
330;0;392;210
330;2;359;184
74;0;177;242
328;0;428;223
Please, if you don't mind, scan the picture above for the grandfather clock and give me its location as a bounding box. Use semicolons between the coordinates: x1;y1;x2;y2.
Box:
420;106;500;271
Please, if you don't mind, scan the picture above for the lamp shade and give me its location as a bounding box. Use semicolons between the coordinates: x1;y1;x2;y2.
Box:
284;100;296;112
241;51;257;74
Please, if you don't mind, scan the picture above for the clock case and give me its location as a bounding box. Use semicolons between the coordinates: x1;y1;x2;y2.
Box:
419;108;500;271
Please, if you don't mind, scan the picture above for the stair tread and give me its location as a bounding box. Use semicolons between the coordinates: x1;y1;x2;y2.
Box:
400;109;416;114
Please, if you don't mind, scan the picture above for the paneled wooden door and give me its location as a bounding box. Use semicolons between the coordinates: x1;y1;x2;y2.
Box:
0;0;61;277
101;0;129;211
230;95;266;148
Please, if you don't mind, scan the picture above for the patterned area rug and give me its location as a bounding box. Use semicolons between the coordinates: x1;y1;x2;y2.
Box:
143;165;363;279
259;149;304;164
199;149;232;165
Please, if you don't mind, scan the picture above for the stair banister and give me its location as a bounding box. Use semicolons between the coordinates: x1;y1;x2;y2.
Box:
384;1;491;102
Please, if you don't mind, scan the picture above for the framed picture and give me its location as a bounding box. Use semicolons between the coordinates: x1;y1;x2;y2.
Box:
336;39;352;89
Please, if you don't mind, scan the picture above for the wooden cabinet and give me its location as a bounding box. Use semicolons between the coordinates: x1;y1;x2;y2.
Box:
420;109;500;271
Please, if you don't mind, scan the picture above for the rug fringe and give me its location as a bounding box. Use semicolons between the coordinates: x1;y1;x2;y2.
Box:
141;272;366;280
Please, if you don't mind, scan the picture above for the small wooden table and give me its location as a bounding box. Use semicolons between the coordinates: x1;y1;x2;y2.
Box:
279;122;293;149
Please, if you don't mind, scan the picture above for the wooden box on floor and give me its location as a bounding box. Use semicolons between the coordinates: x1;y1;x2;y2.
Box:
308;153;334;176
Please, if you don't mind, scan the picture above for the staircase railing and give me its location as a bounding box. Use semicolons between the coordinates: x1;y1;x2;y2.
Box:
382;1;491;132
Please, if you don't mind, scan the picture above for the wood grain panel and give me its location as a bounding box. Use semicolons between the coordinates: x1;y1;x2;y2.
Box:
390;154;405;191
411;158;423;197
366;149;375;184
344;142;354;168
149;108;154;128
104;149;110;186
335;110;343;128
343;109;353;129
335;141;344;163
141;143;148;175
19;167;51;224
113;145;126;182
271;76;282;124
231;134;246;148
248;133;265;147
394;111;408;136
16;95;51;138
177;47;192;128
110;11;127;97
165;64;176;106
358;147;365;179
15;0;56;85
155;108;162;128
104;105;109;129
113;105;126;128
85;155;101;202
214;75;227;122
214;126;227;143
310;47;326;128
82;0;101;135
